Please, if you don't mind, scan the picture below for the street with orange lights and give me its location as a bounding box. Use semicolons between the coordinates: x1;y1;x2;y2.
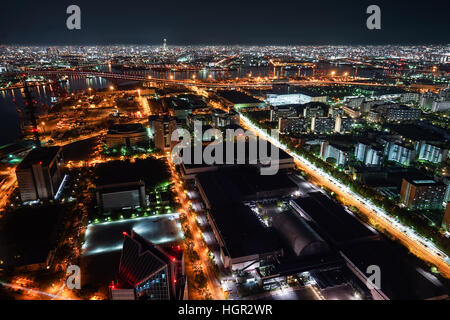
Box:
166;156;224;300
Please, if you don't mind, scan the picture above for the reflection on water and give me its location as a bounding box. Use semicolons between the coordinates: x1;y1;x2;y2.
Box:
0;75;114;146
0;65;268;145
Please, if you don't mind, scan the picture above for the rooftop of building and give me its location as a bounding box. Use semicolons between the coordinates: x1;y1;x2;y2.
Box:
291;192;377;246
271;84;327;97
107;123;146;135
403;177;446;187
341;239;449;300
17;146;61;169
196;167;297;207
148;114;176;122
209;203;283;259
181;141;293;170
216;90;263;104
270;210;329;257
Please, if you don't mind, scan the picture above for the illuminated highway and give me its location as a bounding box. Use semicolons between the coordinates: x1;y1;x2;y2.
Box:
238;112;450;278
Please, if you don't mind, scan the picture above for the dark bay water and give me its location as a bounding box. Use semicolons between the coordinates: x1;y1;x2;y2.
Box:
0;65;270;146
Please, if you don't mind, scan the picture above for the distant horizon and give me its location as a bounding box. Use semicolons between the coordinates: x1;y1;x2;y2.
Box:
2;43;450;47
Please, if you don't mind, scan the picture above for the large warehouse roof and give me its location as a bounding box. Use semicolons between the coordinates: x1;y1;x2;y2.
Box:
271;210;329;257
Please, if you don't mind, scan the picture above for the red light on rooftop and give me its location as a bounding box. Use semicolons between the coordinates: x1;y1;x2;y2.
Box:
171;256;176;262
122;231;128;237
173;279;177;284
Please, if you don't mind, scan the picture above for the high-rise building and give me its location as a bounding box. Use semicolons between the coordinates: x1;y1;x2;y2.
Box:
431;101;450;112
310;117;335;133
278;117;309;134
270;105;297;122
303;105;327;119
355;142;383;166
149;115;178;152
400;178;446;210
320;141;349;166
400;92;420;104
384;142;416;166
109;231;186;300
368;104;421;122
415;141;448;164
334;116;353;133
16;146;64;202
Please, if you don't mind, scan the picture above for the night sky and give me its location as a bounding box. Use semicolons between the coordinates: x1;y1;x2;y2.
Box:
0;0;449;45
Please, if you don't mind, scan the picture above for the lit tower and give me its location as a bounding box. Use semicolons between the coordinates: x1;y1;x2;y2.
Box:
163;38;167;51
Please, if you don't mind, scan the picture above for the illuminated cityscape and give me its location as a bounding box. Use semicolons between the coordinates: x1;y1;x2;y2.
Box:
2;0;450;304
0;43;449;302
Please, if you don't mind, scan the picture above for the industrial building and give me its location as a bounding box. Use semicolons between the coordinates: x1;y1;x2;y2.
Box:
289;192;447;300
215;90;266;109
194;167;298;270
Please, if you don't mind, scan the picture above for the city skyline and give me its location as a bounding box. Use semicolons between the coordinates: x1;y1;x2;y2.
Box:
0;3;449;305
